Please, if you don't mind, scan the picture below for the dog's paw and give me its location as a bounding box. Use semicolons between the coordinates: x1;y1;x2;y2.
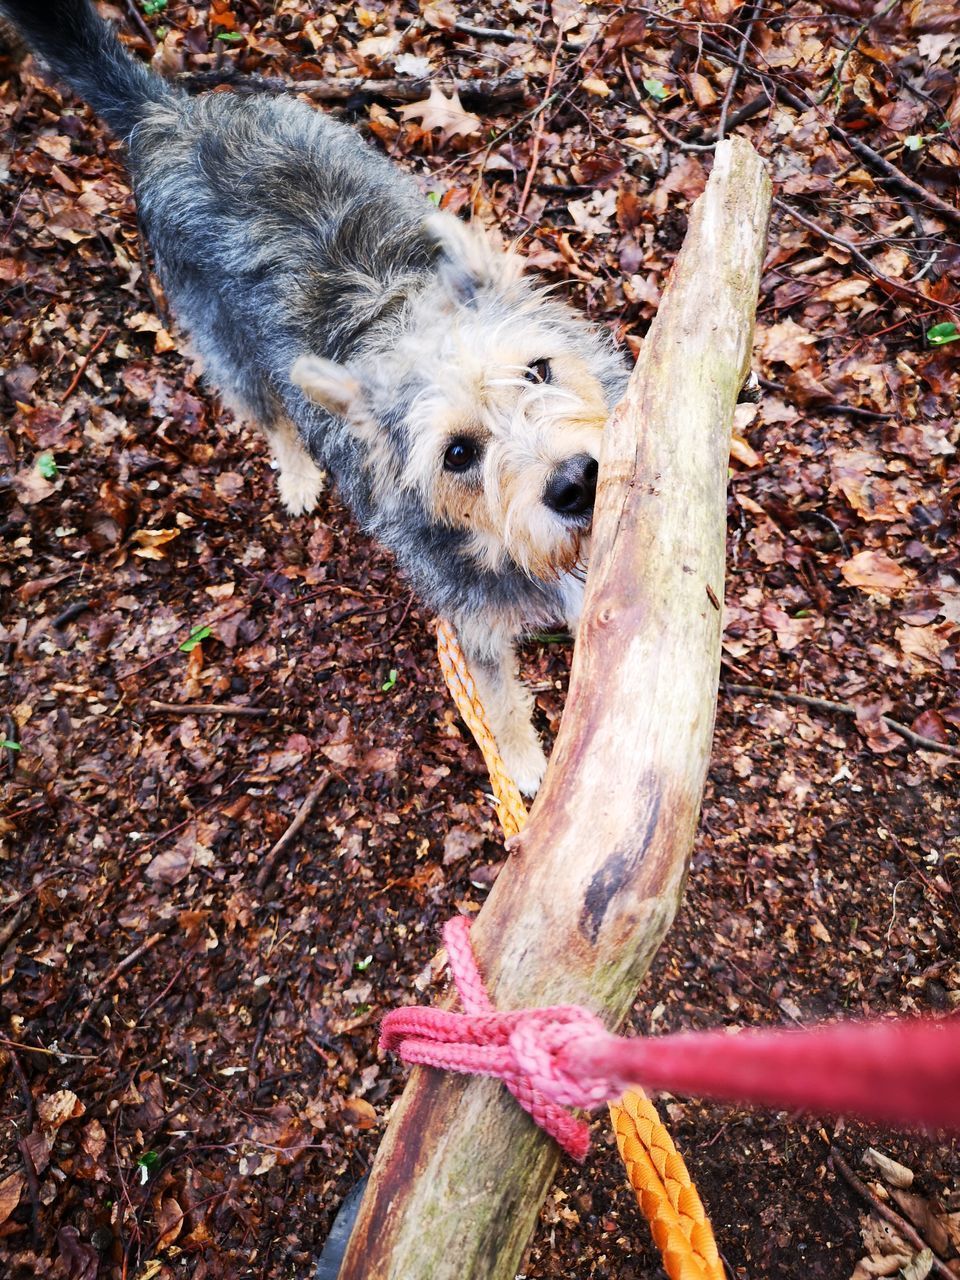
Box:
500;733;548;799
277;466;326;516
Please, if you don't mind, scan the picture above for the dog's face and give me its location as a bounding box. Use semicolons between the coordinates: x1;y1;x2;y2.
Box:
292;214;629;581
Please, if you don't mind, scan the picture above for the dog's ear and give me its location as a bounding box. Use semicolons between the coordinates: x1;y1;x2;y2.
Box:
425;211;523;304
291;355;362;418
290;355;402;497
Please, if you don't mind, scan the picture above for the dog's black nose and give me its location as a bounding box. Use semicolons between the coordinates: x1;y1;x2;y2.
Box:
543;454;598;518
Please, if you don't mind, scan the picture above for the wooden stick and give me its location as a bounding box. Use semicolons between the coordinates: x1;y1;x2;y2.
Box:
147;701;279;718
173;69;526;108
338;137;772;1280
254;773;331;889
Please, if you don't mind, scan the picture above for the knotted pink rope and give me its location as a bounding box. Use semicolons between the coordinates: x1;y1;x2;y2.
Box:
380;916;960;1159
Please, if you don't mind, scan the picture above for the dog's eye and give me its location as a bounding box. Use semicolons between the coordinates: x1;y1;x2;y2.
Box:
443;437;480;472
525;358;551;385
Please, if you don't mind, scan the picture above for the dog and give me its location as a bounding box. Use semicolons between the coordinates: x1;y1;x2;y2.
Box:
3;0;631;795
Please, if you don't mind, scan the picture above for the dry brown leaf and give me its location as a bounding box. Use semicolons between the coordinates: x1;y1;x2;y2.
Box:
155;1195;185;1252
864;1148;914;1189
398;85;480;141
131;527;181;559
840;550;913;596
39;1088;85;1133
897;625;949;669
689;71;718;108
0;1172;24;1227
342;1096;377;1129
730;434;762;468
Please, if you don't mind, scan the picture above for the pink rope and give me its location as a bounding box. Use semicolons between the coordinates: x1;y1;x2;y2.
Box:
380;916;960;1159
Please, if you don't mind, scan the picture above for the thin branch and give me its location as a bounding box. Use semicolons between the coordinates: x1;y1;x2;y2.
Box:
147;701;279;718
757;375;893;421
255;772;332;889
773;196;945;315
725;684;960;758
814;0;900;106
123;0;157;53
173;69;526;108
517;32;563;217
100;929;169;989
0;900;31;950
16;1136;41;1245
60;327;112;403
688;27;960;232
826;1138;955;1280
0;1035;98;1061
454;21;529;44
717;2;759;142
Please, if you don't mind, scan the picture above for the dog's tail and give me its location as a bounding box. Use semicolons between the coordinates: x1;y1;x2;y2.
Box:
1;0;176;136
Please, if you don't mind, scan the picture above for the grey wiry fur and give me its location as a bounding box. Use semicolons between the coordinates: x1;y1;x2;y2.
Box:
4;0;631;794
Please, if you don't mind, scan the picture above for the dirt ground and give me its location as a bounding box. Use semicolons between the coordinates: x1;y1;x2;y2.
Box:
2;1;959;1278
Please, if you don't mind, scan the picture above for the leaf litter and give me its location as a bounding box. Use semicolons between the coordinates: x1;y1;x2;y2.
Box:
1;0;959;1277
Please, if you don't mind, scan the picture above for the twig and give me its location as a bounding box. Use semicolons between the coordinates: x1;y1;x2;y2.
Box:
517;33;563;217
814;0;899;105
0;1035;97;1060
123;0;157;53
825;1137;955;1279
757;375;893;421
10;1049;34;1129
696;31;960;232
100;929;169;989
454;21;529;44
136;218;172;331
0;900;30;950
73;928;171;1041
248;978;286;1075
51;599;92;629
147;701;279;718
255;772;332;889
59;327;112;403
173;69;526;108
717;2;758;142
725;683;960;758
16;1136;41;1245
773;197;946;315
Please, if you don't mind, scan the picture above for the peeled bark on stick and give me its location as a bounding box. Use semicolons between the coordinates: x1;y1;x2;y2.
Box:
338;137;772;1280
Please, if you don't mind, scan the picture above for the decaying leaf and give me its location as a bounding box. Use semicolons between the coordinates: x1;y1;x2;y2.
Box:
0;1172;24;1227
398;85;480;141
840;550;913;596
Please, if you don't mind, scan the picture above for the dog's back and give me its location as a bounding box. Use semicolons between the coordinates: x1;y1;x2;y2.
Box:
3;0;436;443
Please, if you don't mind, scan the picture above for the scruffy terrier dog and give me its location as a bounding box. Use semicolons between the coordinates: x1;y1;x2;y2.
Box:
5;0;630;795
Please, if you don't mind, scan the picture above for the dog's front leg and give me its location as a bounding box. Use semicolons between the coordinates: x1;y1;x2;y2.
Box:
267;415;326;516
454;617;547;798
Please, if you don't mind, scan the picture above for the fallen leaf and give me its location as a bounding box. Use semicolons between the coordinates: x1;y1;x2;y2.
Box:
398;86;480;141
342;1096;377;1129
39;1089;85;1133
0;1172;24;1227
154;1195;184;1251
864;1148;914;1189
131;528;181;559
57;1225;100;1280
730;434;762;468
841;550;913;595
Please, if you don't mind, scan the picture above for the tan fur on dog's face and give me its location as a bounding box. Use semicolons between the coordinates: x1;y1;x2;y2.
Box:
401;316;609;580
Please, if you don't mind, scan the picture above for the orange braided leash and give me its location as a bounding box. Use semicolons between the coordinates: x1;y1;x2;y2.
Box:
435;619;526;837
435;619;723;1280
609;1092;724;1280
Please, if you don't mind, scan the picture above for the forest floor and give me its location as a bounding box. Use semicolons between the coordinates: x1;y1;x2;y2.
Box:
2;1;959;1277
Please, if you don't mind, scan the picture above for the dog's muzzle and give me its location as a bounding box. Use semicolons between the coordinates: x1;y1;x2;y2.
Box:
543;454;598;521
